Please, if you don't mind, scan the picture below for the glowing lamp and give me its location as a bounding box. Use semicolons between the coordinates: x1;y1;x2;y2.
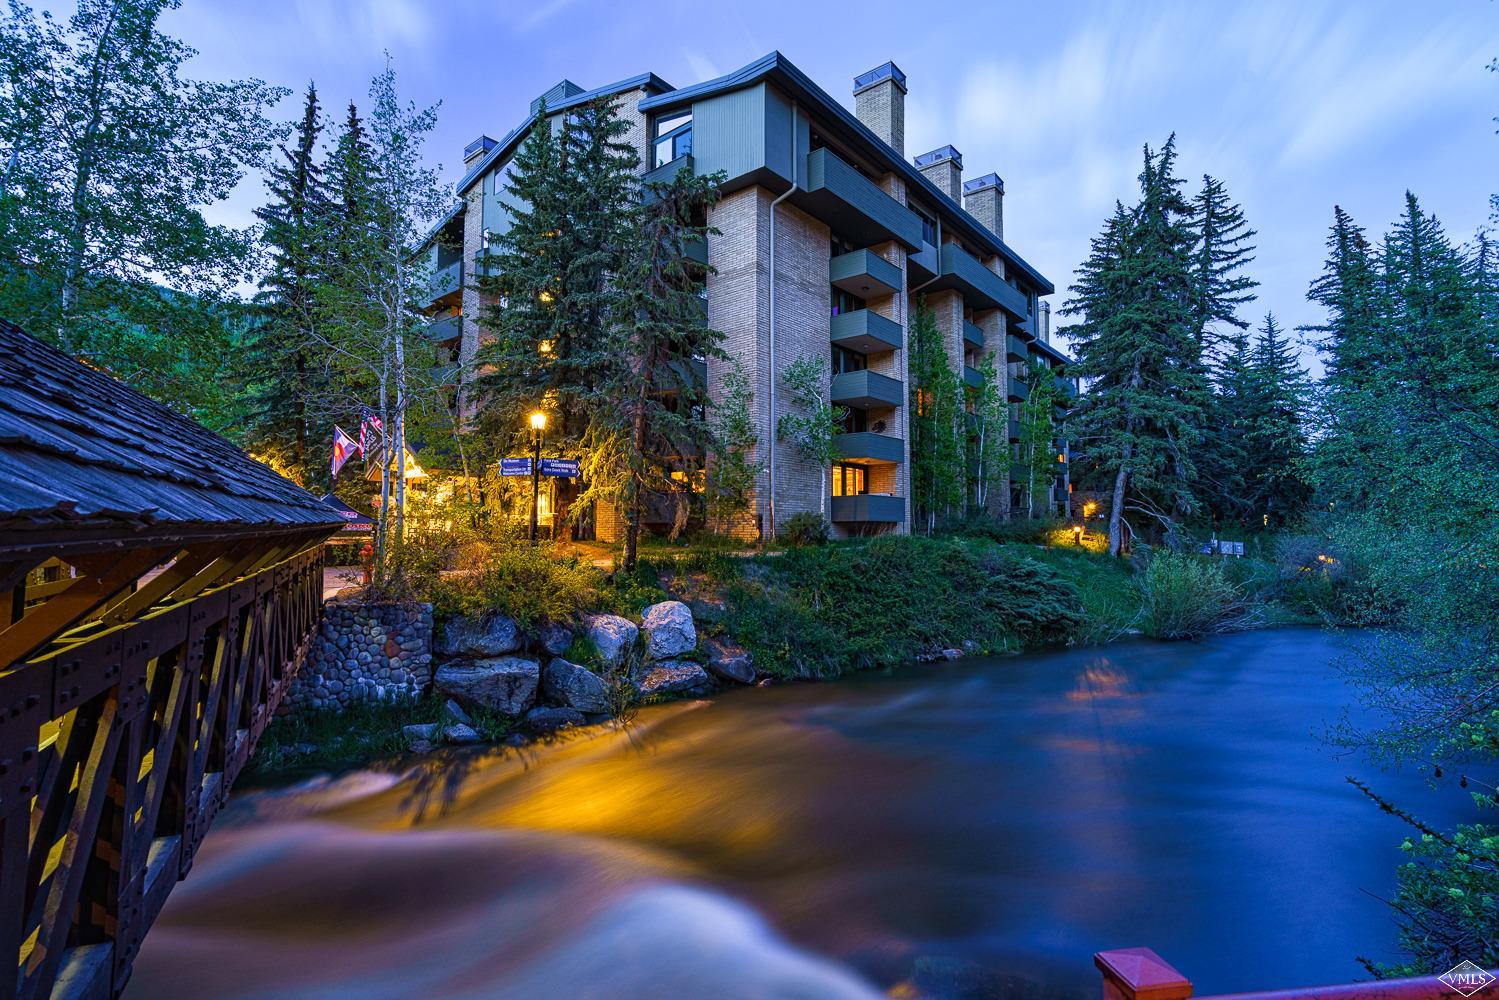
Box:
529;411;547;433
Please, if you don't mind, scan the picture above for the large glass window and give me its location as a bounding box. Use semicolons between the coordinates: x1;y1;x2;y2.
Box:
652;112;693;167
832;345;867;376
913;205;938;246
831;288;866;317
832;463;867;497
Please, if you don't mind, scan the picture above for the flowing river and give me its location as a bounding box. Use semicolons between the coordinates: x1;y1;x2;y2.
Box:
128;627;1478;999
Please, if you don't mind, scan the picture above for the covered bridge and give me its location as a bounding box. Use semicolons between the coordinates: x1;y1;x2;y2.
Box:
0;319;341;999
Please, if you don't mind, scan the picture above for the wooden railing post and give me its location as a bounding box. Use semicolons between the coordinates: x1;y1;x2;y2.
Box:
1095;948;1193;1000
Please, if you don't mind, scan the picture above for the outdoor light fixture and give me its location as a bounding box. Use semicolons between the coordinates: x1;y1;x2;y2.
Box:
529;410;546;544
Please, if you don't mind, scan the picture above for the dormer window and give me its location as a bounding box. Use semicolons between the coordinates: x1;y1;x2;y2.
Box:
652;112;693;167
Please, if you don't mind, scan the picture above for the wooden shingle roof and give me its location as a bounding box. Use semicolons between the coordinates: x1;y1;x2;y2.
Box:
0;318;341;548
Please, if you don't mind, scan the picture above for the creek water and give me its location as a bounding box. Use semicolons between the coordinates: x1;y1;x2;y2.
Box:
128;627;1478;999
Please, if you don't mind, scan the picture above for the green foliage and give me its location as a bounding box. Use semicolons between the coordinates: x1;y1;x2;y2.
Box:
719;536;1084;678
777;511;830;547
1013;356;1066;517
908;299;965;531
0;0;287;422
777;354;842;519
963;351;1008;512
1137;551;1256;640
1062;137;1213;553
240;82;331;489
706;360;759;527
431;545;600;629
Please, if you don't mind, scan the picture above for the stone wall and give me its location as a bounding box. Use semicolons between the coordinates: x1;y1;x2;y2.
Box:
284;599;434;713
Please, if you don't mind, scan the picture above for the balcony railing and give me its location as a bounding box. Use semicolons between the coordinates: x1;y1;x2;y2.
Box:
963;364;984;390
926;244;1030;319
643;154;695;198
831;309;902;354
1006;333;1027;361
1013;315;1035;340
1007;417;1021;442
963;320;984;348
831;369;903;410
1008;373;1030;403
425;314;462;345
832;431;903;464
421;260;463;309
804;147;923;250
831;248;902;299
831;493;905;523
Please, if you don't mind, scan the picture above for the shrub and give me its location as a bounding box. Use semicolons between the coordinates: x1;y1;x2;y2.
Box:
433;545;600;628
1138;551;1257;640
1273;529;1396;625
941;513;1068;546
778;511;830;547
722;535;1084;677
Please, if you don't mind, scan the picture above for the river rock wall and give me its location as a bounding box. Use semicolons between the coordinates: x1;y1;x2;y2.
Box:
285;599;434;712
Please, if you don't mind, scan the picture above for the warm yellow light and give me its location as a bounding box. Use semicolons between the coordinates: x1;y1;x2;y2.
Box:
538;339;554;355
1083;501;1099;517
539;289;554;304
529;410;547;432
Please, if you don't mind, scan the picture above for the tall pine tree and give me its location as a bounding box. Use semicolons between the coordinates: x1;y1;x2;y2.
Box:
243;82;327;486
1064;138;1210;554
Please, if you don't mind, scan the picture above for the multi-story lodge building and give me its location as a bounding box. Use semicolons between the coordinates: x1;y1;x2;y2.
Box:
419;52;1077;540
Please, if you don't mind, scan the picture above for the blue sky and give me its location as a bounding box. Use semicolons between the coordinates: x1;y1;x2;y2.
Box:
166;0;1497;367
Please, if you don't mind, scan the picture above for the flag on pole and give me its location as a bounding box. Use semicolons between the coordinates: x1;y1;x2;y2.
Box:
331;425;360;479
359;407;383;456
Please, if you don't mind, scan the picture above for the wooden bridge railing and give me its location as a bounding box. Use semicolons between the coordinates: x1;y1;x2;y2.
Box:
1;533;328;1000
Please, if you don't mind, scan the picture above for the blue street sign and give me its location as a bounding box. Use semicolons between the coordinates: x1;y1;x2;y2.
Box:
499;457;532;476
541;458;580;478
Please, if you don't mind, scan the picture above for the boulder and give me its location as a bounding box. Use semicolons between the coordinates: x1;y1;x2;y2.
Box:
434;656;539;716
940;648;962;661
525;706;586;734
444;699;473;727
702;638;755;685
408;739;434;754
542;657;611;714
640;601;696;659
631;661;713;699
583;614;638;669
442;723;480;744
437;614;520;658
402;723;439;745
538;622;574;657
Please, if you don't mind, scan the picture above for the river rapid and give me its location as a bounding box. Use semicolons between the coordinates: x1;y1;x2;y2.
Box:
128;628;1478;999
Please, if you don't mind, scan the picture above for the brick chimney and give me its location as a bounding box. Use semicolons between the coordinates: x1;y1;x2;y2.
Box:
853;62;906;157
963;172;1004;242
915;145;962;203
463;135;497;169
1040;300;1052;343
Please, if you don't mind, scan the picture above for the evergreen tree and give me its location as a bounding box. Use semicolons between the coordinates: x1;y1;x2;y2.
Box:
1063;138;1210;554
475;96;638;458
907;299;963;533
576;167;724;571
243;82;327;487
1242;313;1312;523
1200;325;1253;522
1188;174;1258;359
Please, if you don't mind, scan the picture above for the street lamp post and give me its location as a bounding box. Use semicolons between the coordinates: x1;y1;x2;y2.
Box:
529;410;547;545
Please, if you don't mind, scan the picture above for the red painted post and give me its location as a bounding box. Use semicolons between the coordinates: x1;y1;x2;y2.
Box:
1096;948;1194;1000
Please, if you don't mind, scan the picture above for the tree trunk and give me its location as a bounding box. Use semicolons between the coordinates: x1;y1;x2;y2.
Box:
1108;461;1130;557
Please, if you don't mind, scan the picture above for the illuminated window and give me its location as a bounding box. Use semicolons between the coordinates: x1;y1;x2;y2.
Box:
832;463;866;497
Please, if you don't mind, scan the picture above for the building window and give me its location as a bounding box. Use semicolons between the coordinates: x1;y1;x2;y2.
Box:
831;288;865;317
652;112;692;167
832;345;867;376
837;408;867;433
832;463;867;497
830;234;860;258
913;205;938;246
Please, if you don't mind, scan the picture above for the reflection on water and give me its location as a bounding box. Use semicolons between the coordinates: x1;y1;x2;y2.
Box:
129;629;1476;998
